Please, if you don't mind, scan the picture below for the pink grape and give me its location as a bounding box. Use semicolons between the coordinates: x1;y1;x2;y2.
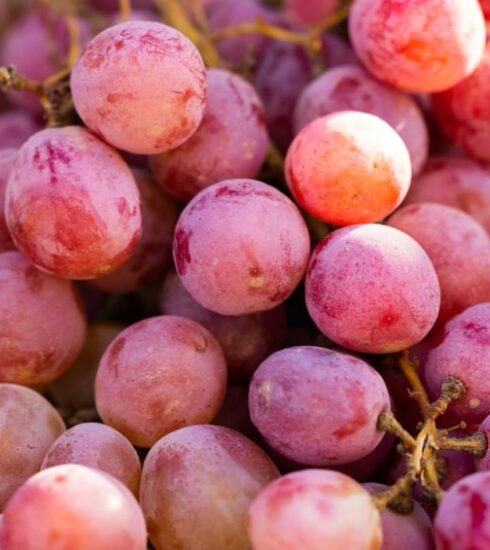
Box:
425;304;490;422
95;315;227;447
42;423;141;496
5;126;142;279
405;156;490;233
293;65;429;176
0;251;86;385
159;271;287;382
0;149;16;252
0;464;146;550
71;21;207;155
0;111;39;149
91;169;178;293
48;323;123;413
349;0;486;93
364;483;434;550
248;469;382;550
173;179;310;315
249;346;391;466
305;224;441;354
285;111;412;226
285;0;338;27
0;384;65;511
434;471;490;549
150;69;269;201
475;415;490;471
140;424;279;550
388;203;490;324
433;43;490;163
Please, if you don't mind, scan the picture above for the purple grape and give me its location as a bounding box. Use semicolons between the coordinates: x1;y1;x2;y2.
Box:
0;148;16;253
173;179;310;315
306;224;441;354
150;69;269;201
249;346;391;466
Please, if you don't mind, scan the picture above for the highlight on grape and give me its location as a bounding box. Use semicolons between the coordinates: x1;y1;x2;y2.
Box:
0;0;490;548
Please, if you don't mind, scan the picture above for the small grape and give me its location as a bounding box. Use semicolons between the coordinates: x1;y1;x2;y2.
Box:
285;111;412;225
248;469;382;550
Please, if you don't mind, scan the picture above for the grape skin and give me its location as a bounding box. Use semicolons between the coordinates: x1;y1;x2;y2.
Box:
140;425;279;550
0;149;17;253
388;203;490;324
150;69;269;202
0;251;86;385
285;111;412;226
305;224;441;354
293;65;429;176
0;464;147;550
349;0;486;93
5;127;142;280
95;315;227;447
248;469;382;550
71;21;207;155
248;346;391;466
172;179;311;316
42;423;141;496
0;384;65;511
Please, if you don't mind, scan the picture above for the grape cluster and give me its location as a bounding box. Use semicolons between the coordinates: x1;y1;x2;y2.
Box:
0;0;490;549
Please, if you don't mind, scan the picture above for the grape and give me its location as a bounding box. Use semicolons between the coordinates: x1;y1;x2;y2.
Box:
248;469;382;550
425;304;490;422
285;111;412;226
42;423;141;496
71;21;207;155
405;156;490;233
285;0;338;27
0;149;16;252
434;471;490;549
364;483;434;550
0;111;39;149
159;271;287;382
293;66;429;176
388;203;490;324
481;0;490;19
0;464;147;550
0;251;86;385
475;415;490;471
349;0;486;93
173;179;310;315
91;169;178;293
140;424;279;550
47;322;123;412
249;346;391;466
5;126;142;280
0;384;65;510
321;33;359;68
305;224;441;353
95;315;227;447
433;43;490;163
150;69;269;201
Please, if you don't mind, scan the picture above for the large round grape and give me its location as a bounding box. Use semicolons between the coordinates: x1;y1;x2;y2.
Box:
95;315;227;447
5;127;142;279
0;464;146;550
388;203;490;323
150;69;269;202
42;423;141;495
434;471;490;549
0;149;16;252
433;43;490;163
71;21;207;154
140;425;279;550
405;157;490;233
0;384;65;511
249;347;391;465
285;111;411;226
173;179;310;315
293;65;429;176
305;224;441;353
349;0;486;93
425;304;490;422
0;251;86;385
248;469;382;550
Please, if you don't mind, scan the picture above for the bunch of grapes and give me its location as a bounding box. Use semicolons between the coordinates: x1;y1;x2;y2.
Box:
1;0;490;548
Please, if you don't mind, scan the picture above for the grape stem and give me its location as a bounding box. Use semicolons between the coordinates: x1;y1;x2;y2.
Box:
119;0;132;21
